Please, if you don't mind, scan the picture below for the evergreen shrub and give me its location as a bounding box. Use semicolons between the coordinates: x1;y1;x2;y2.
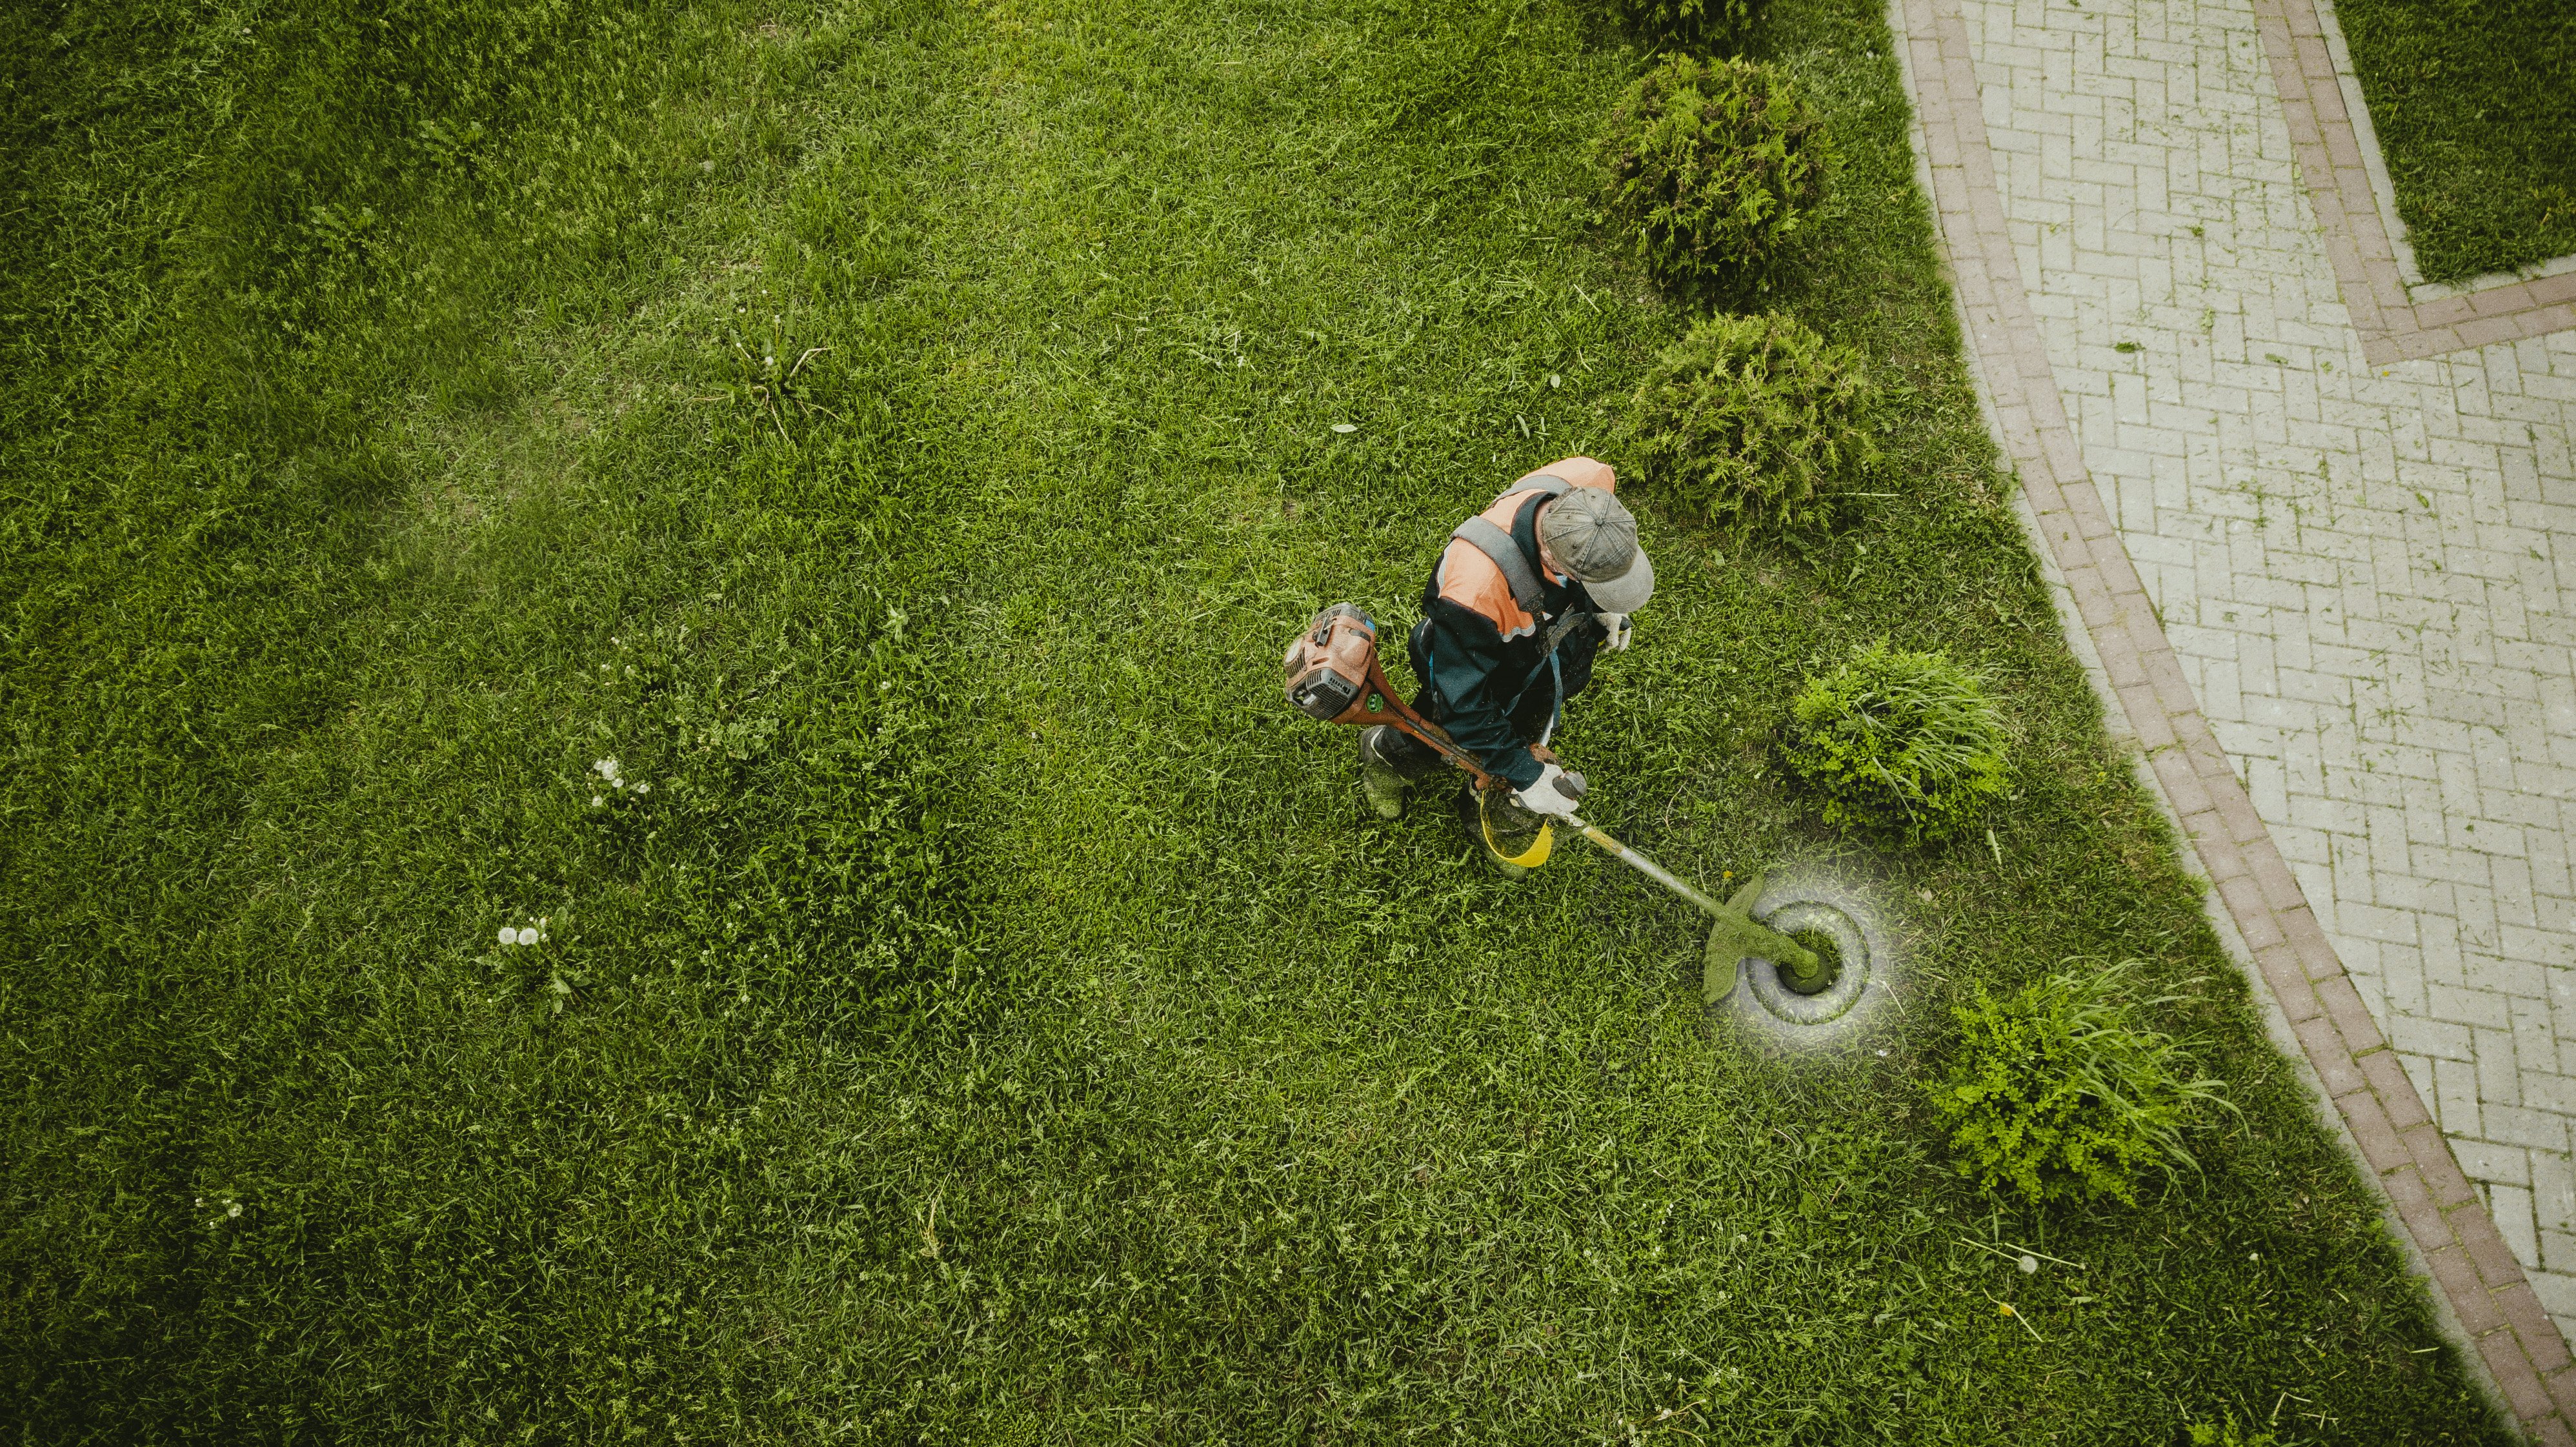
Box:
1780;641;2005;845
1598;54;1832;284
1620;0;1762;52
1625;309;1877;538
1929;962;2233;1208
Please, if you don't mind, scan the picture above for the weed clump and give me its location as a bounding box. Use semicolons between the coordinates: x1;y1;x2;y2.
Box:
1781;641;2005;845
1929;961;2233;1208
2186;1417;2282;1447
1619;0;1763;52
1598;54;1832;285
1624;310;1877;538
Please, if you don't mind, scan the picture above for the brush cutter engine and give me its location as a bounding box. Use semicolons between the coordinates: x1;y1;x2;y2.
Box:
1282;603;1384;724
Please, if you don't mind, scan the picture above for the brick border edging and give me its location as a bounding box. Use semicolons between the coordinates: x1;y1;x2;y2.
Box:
2249;0;2576;364
1889;0;2576;1437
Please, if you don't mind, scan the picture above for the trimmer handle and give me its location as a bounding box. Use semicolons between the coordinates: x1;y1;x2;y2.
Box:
1525;743;1585;804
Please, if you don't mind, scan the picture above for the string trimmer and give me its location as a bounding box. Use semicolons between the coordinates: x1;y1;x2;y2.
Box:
1283;603;1826;1003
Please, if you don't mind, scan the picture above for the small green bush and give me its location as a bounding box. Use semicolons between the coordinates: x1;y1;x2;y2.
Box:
1625;310;1877;538
1780;641;2005;845
1929;962;2233;1208
1598;54;1832;284
1620;0;1762;52
2186;1417;2280;1447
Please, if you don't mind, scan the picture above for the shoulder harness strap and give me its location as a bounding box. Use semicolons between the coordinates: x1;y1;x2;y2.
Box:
1451;517;1546;615
1449;478;1569;616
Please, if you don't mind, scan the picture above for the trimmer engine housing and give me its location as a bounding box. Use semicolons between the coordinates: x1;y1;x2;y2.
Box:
1282;603;1381;723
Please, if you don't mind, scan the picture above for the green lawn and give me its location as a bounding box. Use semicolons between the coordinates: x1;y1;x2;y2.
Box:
2332;0;2576;282
0;0;2513;1441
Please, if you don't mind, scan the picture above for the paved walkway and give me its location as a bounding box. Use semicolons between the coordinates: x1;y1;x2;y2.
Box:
1889;0;2576;1434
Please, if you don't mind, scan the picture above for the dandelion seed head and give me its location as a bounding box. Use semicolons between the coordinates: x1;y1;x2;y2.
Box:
226;1203;242;1218
516;926;540;946
2018;1255;2038;1274
498;926;517;946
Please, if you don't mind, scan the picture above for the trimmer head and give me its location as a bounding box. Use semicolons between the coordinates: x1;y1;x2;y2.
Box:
1699;872;1828;1005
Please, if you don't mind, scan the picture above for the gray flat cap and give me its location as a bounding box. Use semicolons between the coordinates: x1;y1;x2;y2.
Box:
1540;487;1655;614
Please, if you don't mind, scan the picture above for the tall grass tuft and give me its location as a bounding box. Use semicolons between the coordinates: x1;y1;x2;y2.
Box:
1780;640;2007;845
1931;960;2236;1208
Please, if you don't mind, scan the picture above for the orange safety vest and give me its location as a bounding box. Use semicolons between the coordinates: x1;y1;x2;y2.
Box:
1431;456;1617;641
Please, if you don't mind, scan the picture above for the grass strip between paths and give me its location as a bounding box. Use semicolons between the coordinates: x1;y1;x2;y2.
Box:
2329;0;2575;283
0;0;2514;1440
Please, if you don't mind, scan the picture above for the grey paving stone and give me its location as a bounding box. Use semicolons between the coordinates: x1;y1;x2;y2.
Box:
1949;0;2576;1344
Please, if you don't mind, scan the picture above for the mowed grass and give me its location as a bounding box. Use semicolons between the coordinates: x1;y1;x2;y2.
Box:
2331;0;2575;281
0;0;2512;1442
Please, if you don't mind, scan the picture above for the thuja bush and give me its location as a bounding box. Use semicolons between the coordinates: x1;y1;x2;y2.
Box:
1929;962;2233;1208
1780;641;2006;845
1625;310;1877;538
1598;54;1832;285
1620;0;1762;52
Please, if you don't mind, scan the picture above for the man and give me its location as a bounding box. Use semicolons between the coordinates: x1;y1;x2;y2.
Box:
1360;457;1655;876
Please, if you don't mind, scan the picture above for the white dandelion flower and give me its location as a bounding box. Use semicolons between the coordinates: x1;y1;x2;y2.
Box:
498;926;518;946
516;926;541;947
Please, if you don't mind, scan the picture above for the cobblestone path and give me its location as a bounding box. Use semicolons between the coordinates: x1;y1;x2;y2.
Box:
1890;0;2576;1429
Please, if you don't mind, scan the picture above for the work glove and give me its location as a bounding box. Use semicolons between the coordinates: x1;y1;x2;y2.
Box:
1514;762;1585;818
1600;612;1633;651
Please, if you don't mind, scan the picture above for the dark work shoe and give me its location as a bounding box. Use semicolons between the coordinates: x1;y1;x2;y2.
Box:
1358;725;1409;820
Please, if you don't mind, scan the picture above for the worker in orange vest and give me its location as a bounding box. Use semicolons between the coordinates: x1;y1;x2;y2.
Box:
1360;458;1654;876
